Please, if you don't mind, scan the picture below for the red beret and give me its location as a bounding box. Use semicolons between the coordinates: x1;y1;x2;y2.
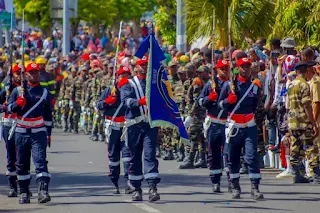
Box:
117;66;131;75
136;55;148;65
236;57;252;67
12;64;23;73
26;63;40;72
216;59;229;69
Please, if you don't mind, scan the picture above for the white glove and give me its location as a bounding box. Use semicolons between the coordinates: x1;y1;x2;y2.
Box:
81;106;85;112
69;100;74;108
184;116;193;128
92;102;96;108
58;101;62;108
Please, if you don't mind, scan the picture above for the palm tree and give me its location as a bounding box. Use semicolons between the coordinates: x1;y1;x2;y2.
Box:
272;0;320;48
186;0;276;48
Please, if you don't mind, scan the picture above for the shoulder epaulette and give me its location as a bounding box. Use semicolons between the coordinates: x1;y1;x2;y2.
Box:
252;78;262;88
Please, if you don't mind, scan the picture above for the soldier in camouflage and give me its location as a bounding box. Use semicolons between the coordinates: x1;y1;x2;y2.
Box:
162;60;179;160
90;68;102;141
179;65;210;169
287;63;320;184
71;65;88;134
83;70;95;135
60;66;78;132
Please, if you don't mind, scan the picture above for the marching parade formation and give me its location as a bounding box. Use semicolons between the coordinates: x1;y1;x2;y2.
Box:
0;1;320;212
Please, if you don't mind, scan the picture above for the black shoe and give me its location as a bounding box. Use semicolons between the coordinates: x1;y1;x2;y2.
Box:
113;187;120;194
91;134;98;141
231;179;241;199
251;183;264;200
125;184;135;194
178;152;195;169
292;166;310;183
74;130;79;134
63;128;68;132
19;193;30;204
98;134;105;142
38;182;51;204
148;187;160;202
8;176;18;197
68;128;72;133
132;190;143;201
194;159;207;168
162;150;174;160
212;183;221;193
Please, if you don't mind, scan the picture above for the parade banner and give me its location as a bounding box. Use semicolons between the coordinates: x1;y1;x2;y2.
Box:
135;34;189;142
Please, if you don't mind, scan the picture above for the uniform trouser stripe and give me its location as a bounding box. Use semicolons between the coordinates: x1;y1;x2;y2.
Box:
6;171;17;176
109;161;120;166
249;173;261;179
209;169;222;175
129;175;144;180
36;172;51;178
17;174;31;180
122;157;131;162
230;173;240;179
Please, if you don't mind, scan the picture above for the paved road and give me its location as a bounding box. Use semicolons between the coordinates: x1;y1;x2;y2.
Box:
1;129;320;213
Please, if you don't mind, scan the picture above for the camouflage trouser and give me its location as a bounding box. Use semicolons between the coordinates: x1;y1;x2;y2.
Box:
92;110;105;135
72;102;81;132
255;99;267;157
290;129;320;176
186;122;205;154
161;128;173;150
172;129;181;149
62;100;73;130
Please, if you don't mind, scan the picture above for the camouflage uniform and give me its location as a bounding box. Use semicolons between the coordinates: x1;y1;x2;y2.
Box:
179;65;208;169
90;69;102;141
60;70;76;132
83;72;94;135
71;71;87;134
287;76;320;181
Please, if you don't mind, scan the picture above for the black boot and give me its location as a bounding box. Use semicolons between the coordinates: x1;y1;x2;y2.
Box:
292;166;309;183
162;149;174;160
125;182;135;194
38;182;51;204
98;134;105;142
312;167;320;184
113;187;120;194
132;189;143;201
156;148;161;158
178;152;195;169
251;183;264;200
231;179;241;199
91;133;98;141
148;186;160;202
194;152;207;168
18;180;30;204
212;183;221;193
176;146;185;162
8;176;18;197
226;172;232;193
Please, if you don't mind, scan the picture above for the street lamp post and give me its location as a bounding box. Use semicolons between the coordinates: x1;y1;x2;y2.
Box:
176;0;187;52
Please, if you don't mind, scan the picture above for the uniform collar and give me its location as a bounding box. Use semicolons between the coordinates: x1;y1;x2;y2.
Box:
136;75;146;79
237;75;249;84
28;82;40;87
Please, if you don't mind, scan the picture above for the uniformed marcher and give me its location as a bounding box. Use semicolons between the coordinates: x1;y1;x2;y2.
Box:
36;56;56;96
198;60;229;192
8;63;53;204
71;65;88;134
97;66;134;194
0;64;22;197
287;62;320;183
179;65;210;169
219;57;264;200
120;56;161;202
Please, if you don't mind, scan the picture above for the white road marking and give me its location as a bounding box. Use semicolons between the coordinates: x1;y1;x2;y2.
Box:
124;200;163;213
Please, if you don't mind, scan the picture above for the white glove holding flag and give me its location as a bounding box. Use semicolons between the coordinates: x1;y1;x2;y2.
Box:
184;116;193;128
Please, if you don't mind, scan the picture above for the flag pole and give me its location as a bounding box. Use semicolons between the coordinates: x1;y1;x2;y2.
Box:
211;8;216;92
112;21;123;86
228;7;234;93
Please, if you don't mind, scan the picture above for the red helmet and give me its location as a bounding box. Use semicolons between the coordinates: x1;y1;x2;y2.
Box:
136;55;148;65
236;57;252;67
26;63;41;72
216;59;229;69
12;64;23;73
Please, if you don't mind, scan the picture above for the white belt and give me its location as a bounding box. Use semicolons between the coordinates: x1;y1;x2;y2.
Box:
231;119;256;128
125;115;148;127
15;127;47;133
17;119;44;127
105;119;125;128
206;116;227;125
1;117;14;126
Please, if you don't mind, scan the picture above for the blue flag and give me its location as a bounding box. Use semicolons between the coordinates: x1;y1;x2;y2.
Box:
135;34;189;142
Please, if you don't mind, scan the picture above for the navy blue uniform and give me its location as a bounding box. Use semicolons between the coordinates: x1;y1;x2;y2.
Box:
198;77;228;184
219;77;261;184
96;86;130;187
120;76;160;189
0;82;19;189
8;84;52;189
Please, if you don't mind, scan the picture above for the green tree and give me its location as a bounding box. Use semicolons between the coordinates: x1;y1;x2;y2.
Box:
272;0;320;48
154;0;177;45
14;0;52;33
186;0;275;48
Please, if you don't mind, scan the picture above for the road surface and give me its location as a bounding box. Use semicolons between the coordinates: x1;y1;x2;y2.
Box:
1;129;320;213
